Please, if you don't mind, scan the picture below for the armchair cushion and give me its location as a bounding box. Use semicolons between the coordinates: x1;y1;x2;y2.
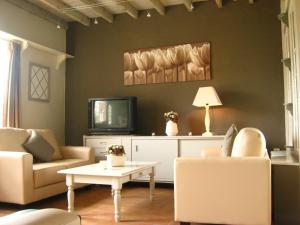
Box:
23;130;54;162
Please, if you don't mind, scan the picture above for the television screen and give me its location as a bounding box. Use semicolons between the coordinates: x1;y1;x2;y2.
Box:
88;97;137;134
93;100;129;129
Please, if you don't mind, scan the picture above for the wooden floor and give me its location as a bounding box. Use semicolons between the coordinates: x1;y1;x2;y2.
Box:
0;184;178;225
0;184;278;225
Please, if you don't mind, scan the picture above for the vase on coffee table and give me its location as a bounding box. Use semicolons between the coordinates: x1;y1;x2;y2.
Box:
106;145;126;167
107;154;126;167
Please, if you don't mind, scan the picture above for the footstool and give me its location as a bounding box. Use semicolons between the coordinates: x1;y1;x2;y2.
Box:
0;208;80;225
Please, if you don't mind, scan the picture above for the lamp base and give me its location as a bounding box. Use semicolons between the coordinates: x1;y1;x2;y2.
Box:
202;131;213;136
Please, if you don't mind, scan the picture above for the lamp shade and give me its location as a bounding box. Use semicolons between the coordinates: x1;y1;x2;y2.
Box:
192;86;222;107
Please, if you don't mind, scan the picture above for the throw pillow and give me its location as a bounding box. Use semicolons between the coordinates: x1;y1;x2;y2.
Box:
23;130;54;162
31;129;62;160
221;124;238;156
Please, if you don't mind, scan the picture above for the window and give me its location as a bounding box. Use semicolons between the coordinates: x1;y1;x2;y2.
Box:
281;0;300;156
0;39;11;127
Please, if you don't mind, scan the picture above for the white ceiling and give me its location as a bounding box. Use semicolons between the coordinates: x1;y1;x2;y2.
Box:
62;0;206;15
7;0;255;28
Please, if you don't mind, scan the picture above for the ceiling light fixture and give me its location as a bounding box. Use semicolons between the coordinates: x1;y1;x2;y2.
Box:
146;11;151;18
56;24;61;29
94;18;98;24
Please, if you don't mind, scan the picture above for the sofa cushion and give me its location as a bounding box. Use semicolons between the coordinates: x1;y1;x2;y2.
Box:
33;159;89;188
0;128;29;152
23;130;54;162
29;129;62;160
33;163;66;188
221;124;238;156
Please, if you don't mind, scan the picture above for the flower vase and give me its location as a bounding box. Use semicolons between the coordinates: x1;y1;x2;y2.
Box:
165;120;178;136
107;155;126;167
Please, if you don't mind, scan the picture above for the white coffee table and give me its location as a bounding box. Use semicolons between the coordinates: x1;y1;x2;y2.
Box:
58;161;158;222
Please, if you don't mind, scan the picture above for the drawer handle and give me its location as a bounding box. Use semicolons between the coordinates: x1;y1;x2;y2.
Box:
135;145;138;152
99;142;106;144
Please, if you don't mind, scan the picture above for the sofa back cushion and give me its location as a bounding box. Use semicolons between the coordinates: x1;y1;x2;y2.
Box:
0;128;29;152
28;129;62;160
23;130;55;162
231;128;266;157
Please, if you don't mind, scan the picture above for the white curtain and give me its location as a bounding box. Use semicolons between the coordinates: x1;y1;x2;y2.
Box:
0;39;12;128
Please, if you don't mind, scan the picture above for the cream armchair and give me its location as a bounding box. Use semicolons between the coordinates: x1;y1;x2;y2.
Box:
0;128;95;205
174;128;271;225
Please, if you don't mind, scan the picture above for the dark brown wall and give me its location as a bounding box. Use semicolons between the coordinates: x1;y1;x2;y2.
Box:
66;0;284;149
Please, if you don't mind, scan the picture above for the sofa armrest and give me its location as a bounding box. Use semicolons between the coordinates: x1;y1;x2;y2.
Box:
0;151;34;204
201;147;223;157
60;146;95;163
174;157;271;225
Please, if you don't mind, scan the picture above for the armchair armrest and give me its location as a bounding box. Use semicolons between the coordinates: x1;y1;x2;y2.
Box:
60;146;95;163
0;151;34;204
174;157;271;225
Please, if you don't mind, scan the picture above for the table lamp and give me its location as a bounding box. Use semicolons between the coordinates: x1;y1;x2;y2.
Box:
192;86;222;136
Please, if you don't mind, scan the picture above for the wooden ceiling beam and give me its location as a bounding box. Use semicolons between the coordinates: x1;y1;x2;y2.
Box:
5;0;68;29
118;1;138;19
183;0;193;12
38;0;90;26
215;0;222;8
149;0;165;15
77;0;113;23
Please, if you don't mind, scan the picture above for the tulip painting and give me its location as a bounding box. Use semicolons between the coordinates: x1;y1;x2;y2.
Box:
124;42;211;86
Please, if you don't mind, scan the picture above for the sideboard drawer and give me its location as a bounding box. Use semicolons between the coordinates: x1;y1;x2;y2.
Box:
85;138;122;161
85;138;121;148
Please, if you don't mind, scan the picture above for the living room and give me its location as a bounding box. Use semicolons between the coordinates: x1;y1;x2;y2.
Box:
0;0;299;224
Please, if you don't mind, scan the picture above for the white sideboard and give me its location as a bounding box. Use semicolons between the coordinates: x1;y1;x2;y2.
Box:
83;135;224;182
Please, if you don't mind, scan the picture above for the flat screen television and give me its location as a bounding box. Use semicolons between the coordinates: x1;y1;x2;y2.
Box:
88;97;137;134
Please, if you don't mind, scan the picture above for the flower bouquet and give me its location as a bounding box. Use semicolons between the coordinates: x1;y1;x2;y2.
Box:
106;145;126;167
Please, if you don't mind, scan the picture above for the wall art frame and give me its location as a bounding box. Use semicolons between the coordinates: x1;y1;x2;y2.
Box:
28;62;50;102
124;42;211;86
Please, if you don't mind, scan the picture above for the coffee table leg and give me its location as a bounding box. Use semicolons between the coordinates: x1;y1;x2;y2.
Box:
66;175;74;213
112;180;122;223
113;189;121;222
149;167;155;201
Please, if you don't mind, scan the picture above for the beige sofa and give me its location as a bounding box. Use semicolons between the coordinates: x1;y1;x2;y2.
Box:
174;128;271;225
0;128;95;205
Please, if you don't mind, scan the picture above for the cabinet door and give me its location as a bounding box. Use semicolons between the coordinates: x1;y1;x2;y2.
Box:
132;139;178;182
179;139;223;157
